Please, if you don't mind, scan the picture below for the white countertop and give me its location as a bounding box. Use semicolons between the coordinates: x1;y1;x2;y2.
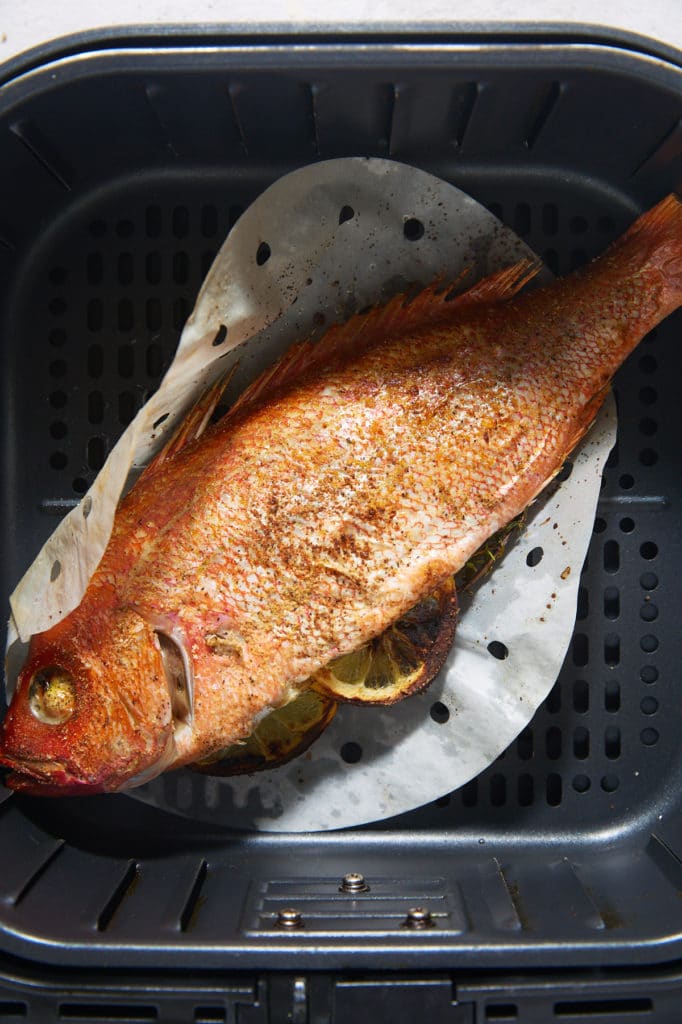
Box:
1;0;681;68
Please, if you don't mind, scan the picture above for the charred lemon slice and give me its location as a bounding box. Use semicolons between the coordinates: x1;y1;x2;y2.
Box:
311;576;458;705
191;688;337;776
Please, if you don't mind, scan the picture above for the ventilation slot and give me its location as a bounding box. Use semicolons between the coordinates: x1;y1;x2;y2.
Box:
180;860;208;932
485;1006;518;1021
97;861;139;931
10;838;65;906
227;84;249;156
58;1006;158;1022
10;119;73;190
451;81;480;148
523;81;563;149
554;998;652;1017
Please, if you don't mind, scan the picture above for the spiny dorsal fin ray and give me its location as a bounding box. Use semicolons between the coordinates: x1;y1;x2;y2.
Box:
225;258;541;425
140;366;237;481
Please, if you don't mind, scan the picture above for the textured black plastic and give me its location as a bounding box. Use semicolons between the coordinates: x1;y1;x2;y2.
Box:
1;38;682;988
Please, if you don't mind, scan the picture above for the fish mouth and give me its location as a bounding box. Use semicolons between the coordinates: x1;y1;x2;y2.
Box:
0;754;107;797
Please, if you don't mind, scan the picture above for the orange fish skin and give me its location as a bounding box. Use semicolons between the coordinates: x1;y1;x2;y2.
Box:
2;194;682;795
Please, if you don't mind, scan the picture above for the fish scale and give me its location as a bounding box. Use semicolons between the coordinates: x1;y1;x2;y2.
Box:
2;194;682;793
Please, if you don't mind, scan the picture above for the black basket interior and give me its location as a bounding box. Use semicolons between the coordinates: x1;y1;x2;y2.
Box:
1;40;682;976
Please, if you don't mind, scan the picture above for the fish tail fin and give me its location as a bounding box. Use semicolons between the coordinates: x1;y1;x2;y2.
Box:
609;193;682;315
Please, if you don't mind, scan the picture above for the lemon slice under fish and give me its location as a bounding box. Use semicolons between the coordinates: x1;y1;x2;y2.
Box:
191;688;338;776
311;576;458;705
192;517;524;776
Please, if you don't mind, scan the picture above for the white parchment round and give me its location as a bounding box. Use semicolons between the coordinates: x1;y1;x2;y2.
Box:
6;159;616;829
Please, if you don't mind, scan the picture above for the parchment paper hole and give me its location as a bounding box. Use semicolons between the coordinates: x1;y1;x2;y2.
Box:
641;727;659;746
49;452;67;470
618;474;634;489
212;324;228;347
256;242;271;266
593;517;606;533
403;217;424;241
526;547;543;567
639;448;658;466
50;560;61;582
601;774;619;793
72;477;88;494
619;517;635;534
339;205;355;224
49;296;66;316
430;701;450;724
639;386;657;405
153;413;169;430
640;634;658;653
340;741;362;764
82;496;92;519
640;541;658;560
487;641;508;660
640;665;658;684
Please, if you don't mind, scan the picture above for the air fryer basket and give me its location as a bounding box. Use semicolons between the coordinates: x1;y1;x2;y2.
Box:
1;36;682;989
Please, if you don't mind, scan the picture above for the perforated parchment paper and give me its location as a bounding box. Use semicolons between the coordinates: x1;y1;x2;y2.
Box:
5;159;616;829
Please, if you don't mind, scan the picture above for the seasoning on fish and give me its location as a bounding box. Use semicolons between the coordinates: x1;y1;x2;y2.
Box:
2;193;682;795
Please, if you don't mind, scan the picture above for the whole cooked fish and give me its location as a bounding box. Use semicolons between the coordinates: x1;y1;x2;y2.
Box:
2;194;682;795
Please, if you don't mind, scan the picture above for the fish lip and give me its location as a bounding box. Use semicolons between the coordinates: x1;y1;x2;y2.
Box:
0;755;105;796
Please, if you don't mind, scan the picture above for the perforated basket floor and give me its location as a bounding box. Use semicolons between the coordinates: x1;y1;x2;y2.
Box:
1;38;682;975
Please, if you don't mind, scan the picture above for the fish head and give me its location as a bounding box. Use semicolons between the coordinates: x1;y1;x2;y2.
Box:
0;607;179;795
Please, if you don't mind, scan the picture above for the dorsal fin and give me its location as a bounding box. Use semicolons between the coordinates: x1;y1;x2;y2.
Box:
140;367;237;480
225;258;541;424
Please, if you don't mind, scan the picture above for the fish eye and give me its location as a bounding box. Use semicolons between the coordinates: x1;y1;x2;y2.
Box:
28;666;76;725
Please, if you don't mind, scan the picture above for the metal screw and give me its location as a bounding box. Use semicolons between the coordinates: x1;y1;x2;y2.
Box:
403;907;435;929
339;872;370;894
276;907;304;929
